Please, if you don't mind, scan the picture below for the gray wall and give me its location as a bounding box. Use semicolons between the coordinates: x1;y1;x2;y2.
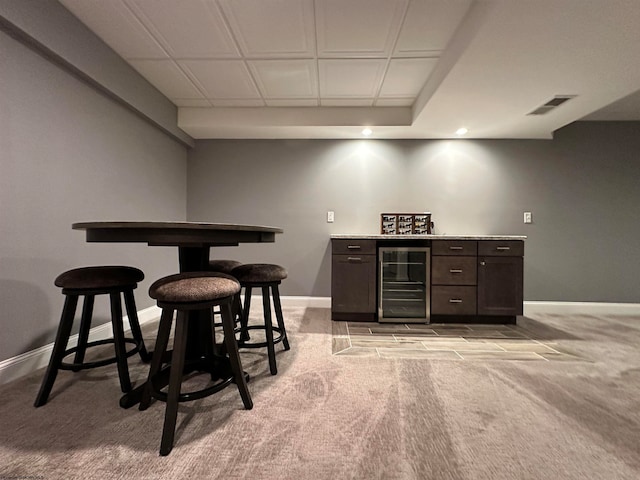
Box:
0;0;192;147
0;20;187;361
187;123;640;303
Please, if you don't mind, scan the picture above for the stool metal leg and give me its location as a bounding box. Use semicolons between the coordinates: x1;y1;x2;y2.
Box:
140;308;174;411
220;301;253;410
34;295;79;407
110;292;132;393
232;293;243;324
73;295;94;369
123;289;150;362
231;292;245;340
160;311;189;456
271;283;290;351
262;285;277;375
239;286;253;343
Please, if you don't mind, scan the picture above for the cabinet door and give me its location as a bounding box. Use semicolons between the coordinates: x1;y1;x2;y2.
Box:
477;256;523;316
331;254;376;314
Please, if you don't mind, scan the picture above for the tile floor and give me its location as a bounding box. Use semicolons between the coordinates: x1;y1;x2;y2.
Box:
332;321;584;361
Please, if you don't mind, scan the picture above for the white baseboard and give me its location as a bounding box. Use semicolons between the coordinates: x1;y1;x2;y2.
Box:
280;296;331;308
3;298;638;386
0;306;161;386
523;301;640;316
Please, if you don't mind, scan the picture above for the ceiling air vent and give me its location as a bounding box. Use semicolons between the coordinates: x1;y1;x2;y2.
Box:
528;95;577;115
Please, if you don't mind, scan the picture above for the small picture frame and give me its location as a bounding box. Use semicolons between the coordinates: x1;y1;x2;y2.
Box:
380;212;432;235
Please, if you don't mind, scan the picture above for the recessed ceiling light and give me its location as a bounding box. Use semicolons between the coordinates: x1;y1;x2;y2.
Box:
455;127;468;136
362;128;372;136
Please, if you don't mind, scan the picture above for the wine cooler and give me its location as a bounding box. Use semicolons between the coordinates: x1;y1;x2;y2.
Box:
378;247;430;323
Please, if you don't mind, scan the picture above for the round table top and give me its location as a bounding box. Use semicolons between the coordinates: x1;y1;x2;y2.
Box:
73;221;283;234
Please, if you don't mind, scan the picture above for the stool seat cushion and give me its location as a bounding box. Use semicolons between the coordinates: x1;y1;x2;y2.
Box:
231;263;287;284
208;259;243;274
149;272;240;303
55;266;144;290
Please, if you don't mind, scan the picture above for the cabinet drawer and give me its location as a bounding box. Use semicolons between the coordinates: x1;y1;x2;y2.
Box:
478;240;524;256
432;257;477;285
432;240;477;256
431;286;477;315
332;239;376;255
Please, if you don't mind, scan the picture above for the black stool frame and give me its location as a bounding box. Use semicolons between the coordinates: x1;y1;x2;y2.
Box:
237;280;290;375
140;295;252;456
34;284;149;407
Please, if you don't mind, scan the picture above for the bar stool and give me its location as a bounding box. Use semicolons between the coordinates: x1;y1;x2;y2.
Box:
208;259;244;341
140;271;252;456
208;259;242;275
231;263;290;375
34;266;149;407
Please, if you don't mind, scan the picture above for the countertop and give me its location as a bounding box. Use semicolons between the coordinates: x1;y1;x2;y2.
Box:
331;234;526;240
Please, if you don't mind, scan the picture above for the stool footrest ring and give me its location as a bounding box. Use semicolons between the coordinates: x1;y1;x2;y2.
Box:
148;360;236;403
235;325;284;348
59;338;142;370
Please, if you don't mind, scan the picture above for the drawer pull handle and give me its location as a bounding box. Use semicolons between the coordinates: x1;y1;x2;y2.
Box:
449;269;463;273
347;257;362;262
480;261;486;266
347;245;361;250
449;246;463;250
496;246;511;251
449;299;463;304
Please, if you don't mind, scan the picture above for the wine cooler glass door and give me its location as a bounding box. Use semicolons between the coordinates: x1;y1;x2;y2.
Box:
379;247;430;323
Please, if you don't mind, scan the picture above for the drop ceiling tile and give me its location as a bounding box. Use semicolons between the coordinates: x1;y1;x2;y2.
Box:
60;0;168;59
265;99;319;106
319;59;387;98
394;0;472;56
125;0;239;58
210;98;266;107
129;59;203;99
179;60;262;100
320;98;374;106
375;98;414;107
315;0;408;57
248;60;318;99
218;0;315;57
379;58;438;97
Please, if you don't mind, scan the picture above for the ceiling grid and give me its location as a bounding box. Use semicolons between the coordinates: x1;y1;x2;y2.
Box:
58;0;640;139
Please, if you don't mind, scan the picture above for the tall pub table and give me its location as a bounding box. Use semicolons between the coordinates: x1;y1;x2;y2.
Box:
72;221;283;408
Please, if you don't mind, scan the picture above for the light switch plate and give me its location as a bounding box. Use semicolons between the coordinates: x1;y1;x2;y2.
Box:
524;212;532;224
327;211;335;223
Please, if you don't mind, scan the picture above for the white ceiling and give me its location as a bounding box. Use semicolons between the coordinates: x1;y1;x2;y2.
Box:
59;0;640;140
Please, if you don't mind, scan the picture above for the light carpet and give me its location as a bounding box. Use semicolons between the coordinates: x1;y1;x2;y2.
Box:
1;308;639;479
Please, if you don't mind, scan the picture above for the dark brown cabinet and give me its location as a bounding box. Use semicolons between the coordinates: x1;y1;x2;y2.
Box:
431;240;478;316
477;240;524;317
331;239;376;321
331;237;524;323
430;239;524;320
